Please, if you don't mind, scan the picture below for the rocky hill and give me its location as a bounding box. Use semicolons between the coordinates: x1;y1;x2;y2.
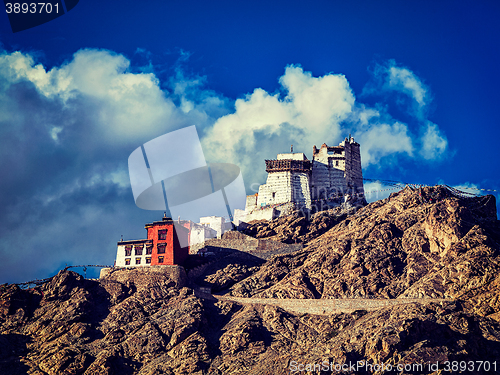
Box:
230;186;500;316
240;205;352;245
1;186;500;374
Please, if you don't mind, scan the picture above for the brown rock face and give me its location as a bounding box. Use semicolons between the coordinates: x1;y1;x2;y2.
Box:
231;186;500;317
0;271;211;374
1;185;499;374
241;205;352;244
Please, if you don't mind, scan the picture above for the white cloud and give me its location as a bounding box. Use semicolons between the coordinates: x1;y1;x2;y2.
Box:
361;60;447;161
452;182;479;190
387;64;428;110
279;65;354;128
202;63;449;187
0;49;231;148
0;51;51;91
50;127;62;142
0;50;450;183
420;121;448;159
0;50;457;281
355;121;414;166
202;65;355;184
0;47;236;282
364;59;430;119
363;181;400;202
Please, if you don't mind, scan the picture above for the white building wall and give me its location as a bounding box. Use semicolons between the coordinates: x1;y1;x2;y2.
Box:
243;136;364;221
311;138;365;200
256;170;311;210
190;225;217;246
233;209;247;226
199;216;231;238
245;194;258;212
290;171;312;209
312;145;347;200
115;241;151;268
277;152;307;161
240;206;278;222
257;171;292;207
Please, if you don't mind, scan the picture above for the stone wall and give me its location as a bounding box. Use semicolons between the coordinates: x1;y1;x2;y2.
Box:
217;296;450;315
257;170;311;211
257;171;292;207
238;206;278;224
311;138;364;201
290;171;312;209
347;141;364;195
245;194;258;211
312;142;346;200
190;231;303;260
187;261;217;281
99;265;187;290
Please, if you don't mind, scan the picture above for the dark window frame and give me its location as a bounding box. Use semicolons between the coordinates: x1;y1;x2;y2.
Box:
134;245;143;256
125;245;132;256
158;229;168;240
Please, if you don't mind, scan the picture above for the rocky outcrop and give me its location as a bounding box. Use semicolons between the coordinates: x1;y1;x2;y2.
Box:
1;185;500;374
241;205;353;244
204;264;260;293
208;301;500;374
231;186;500;319
2;271;500;374
193;231;303;260
0;271;211;374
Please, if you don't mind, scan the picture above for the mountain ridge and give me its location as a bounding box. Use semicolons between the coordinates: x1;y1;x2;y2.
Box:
1;185;500;374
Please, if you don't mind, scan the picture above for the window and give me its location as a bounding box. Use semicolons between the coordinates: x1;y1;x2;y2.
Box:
272;192;276;199
157;244;166;254
135;258;141;265
125;245;132;256
146;257;151;264
134;245;143;256
158;256;164;263
158;229;167;240
125;258;131;265
335;160;339;167
146;245;153;255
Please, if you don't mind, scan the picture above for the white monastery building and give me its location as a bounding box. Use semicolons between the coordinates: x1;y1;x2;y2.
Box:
236;135;366;222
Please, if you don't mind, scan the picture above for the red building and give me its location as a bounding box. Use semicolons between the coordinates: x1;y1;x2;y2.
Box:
116;214;189;267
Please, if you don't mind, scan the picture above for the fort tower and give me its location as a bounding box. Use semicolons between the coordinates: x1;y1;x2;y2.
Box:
238;136;365;222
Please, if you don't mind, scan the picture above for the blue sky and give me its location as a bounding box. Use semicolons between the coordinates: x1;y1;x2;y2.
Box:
0;0;499;282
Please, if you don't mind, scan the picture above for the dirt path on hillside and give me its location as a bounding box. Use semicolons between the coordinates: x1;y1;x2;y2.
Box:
214;295;451;315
